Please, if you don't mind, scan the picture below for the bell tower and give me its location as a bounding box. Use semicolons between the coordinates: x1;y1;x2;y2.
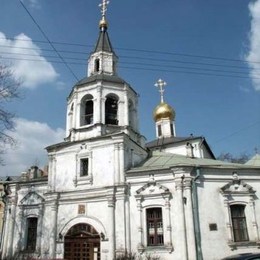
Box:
65;0;143;146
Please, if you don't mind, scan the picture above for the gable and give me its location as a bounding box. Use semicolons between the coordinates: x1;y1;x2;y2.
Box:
220;175;256;195
20;191;44;206
135;176;170;196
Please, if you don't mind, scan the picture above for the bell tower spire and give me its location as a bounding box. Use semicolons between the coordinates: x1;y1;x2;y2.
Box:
87;0;118;77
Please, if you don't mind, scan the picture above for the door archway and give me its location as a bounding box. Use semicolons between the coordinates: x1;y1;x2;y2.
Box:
64;223;101;260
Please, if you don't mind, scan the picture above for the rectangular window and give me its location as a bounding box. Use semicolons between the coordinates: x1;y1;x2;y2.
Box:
231;205;249;242
26;217;38;252
80;158;89;176
146;208;164;246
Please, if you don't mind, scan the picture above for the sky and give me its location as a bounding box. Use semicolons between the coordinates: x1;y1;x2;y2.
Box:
0;0;260;176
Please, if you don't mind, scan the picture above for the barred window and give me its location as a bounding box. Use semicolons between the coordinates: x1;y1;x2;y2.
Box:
231;205;249;242
26;217;38;252
146;208;164;246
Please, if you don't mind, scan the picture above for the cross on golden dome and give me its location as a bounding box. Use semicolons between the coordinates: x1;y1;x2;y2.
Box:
155;78;167;103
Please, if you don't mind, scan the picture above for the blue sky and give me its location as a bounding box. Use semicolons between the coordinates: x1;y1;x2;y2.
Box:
1;0;260;176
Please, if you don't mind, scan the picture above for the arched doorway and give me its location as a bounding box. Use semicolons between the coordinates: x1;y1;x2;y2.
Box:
64;223;100;260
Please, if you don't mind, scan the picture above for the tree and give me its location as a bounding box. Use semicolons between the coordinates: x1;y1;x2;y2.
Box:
0;63;20;163
217;152;250;164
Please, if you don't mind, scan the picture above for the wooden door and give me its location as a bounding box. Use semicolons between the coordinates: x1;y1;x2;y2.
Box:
64;224;100;260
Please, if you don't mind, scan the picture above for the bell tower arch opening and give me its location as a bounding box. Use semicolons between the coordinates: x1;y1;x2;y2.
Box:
81;94;94;126
105;94;118;125
64;223;101;260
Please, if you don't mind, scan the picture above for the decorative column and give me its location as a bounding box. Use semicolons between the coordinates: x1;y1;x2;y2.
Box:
118;100;124;126
76;100;81;129
6;195;17;257
125;187;131;252
224;199;233;242
114;144;120;184
107;193;115;259
123;88;129;127
175;176;188;260
101;97;106;125
16;207;24;252
136;197;144;252
49;194;59;258
249;198;259;241
184;178;196;260
164;196;173;252
119;143;125;183
36;204;44;254
96;85;102;124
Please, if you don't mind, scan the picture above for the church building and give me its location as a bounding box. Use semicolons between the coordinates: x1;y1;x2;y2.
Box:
1;1;260;260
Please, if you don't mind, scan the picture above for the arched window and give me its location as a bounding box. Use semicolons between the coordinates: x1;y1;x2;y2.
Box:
81;95;94;126
95;59;100;72
105;95;118;125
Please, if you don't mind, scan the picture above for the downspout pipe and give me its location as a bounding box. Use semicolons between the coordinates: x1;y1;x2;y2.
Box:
192;167;203;260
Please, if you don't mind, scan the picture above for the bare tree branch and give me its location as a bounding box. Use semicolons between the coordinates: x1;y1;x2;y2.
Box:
0;63;21;163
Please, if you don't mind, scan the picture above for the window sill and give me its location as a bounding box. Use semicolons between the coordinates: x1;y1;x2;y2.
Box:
228;241;260;250
138;244;173;253
73;176;93;186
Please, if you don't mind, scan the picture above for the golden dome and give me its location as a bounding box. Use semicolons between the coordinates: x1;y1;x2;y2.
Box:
153;102;175;122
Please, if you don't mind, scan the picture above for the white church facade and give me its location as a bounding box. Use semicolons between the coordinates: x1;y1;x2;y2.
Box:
1;2;260;260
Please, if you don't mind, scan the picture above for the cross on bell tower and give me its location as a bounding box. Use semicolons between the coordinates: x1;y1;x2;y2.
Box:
99;0;109;18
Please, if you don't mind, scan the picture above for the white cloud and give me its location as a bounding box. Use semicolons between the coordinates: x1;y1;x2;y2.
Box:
21;0;41;9
246;0;260;91
1;118;65;177
0;32;59;89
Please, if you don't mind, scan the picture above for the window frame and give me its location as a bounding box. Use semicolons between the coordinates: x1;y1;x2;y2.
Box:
75;149;93;186
220;176;258;248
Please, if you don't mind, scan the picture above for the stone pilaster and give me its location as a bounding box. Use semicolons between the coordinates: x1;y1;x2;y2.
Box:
175;176;188;260
49;194;59;258
183;178;196;260
107;193;115;259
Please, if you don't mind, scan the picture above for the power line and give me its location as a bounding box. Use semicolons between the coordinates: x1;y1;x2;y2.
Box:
0;51;255;76
1;45;253;72
1;36;260;65
213;120;260;144
19;0;79;81
2;55;260;80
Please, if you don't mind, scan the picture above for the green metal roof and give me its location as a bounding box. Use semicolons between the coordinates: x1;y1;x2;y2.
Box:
127;151;259;173
245;154;260;166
